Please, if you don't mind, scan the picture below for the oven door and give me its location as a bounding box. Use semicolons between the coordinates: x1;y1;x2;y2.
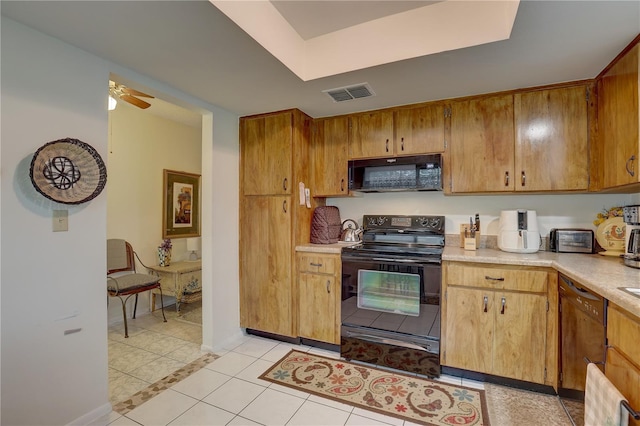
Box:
340;253;441;376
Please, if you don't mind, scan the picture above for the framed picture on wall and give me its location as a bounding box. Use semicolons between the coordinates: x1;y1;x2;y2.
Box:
162;169;201;239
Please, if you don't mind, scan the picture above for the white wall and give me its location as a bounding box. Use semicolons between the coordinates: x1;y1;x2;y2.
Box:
1;17;242;424
201;112;243;353
1;18;111;425
329;191;638;238
107;103;201;322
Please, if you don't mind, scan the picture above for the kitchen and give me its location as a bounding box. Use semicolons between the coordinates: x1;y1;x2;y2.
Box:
2;1;640;425
239;37;640;426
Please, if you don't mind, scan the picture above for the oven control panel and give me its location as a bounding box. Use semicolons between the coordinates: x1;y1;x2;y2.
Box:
391;217;412;227
363;215;444;233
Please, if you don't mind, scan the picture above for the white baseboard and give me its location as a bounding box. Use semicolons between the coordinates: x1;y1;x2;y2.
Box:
204;330;246;353
66;402;112;426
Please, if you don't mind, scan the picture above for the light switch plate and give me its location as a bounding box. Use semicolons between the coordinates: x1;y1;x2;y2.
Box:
53;210;68;232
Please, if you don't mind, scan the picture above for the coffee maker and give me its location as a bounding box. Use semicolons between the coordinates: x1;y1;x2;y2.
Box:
623;205;640;269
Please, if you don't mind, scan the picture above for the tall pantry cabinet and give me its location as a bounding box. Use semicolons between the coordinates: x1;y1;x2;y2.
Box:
239;109;317;338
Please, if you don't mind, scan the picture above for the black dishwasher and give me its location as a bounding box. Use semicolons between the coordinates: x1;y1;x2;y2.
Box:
558;273;607;399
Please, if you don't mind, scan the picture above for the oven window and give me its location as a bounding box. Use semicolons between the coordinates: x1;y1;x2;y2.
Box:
357;270;420;316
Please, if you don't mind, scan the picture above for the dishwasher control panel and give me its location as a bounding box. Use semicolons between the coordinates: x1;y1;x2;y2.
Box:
559;274;605;325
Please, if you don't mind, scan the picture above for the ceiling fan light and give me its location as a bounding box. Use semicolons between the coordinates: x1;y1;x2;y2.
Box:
108;95;117;111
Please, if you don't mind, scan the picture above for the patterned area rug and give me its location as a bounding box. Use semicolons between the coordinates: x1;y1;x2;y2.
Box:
259;350;490;426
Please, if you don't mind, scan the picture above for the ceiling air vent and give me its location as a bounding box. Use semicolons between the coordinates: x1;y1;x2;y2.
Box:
323;83;375;103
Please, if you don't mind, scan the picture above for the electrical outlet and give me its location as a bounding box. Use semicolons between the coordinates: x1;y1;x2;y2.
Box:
53;210;68;232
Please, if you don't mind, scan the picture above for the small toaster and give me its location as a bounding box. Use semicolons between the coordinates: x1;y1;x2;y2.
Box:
549;229;594;253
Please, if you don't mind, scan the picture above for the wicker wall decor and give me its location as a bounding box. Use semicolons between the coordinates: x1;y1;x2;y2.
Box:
29;138;107;205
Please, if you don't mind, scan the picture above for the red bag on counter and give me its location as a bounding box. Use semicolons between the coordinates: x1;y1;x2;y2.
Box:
310;206;341;244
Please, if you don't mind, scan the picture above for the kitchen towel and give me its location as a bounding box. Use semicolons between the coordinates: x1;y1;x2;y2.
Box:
584;362;629;426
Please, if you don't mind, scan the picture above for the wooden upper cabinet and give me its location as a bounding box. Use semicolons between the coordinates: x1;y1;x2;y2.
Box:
311;116;349;196
348;106;446;160
514;85;589;191
394;104;446;155
349;110;394;159
450;94;515;193
598;43;640;189
241;112;293;195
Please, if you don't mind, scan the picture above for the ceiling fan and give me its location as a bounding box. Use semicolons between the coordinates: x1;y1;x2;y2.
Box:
109;82;154;109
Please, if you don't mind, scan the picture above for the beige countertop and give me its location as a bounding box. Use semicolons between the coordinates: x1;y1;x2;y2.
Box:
295;243;640;317
296;242;360;254
443;247;640;318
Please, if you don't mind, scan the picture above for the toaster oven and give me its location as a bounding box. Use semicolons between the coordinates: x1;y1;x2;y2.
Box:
549;229;594;253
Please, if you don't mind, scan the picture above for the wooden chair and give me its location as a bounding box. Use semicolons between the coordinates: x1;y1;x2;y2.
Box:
107;239;166;337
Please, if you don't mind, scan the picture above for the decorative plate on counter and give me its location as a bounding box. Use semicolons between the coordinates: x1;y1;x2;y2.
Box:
596;216;625;255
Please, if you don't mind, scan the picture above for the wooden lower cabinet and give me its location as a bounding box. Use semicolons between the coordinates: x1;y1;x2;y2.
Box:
442;261;556;386
297;253;341;344
240;196;294;337
606;303;640;426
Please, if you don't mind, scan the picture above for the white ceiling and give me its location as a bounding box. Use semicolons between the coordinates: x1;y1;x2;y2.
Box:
271;1;438;40
2;1;639;120
214;0;519;81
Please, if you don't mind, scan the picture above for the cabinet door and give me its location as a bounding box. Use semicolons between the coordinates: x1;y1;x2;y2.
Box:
515;86;588;191
349;111;394;159
311;117;349;196
608;304;640;363
240;196;294;336
394;104;445;155
450;94;515;193
599;44;640;188
241;113;293;195
493;292;547;383
299;273;338;344
443;287;493;374
606;347;640;426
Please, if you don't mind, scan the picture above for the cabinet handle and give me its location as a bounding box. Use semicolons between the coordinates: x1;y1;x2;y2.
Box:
310;262;323;267
483;295;488;313
385;139;389;152
340;178;345;192
626;155;636;177
485;275;505;282
401;137;405;151
282;200;287;213
521;171;526;186
500;297;506;314
504;171;509;187
283;178;288;191
326;280;331;293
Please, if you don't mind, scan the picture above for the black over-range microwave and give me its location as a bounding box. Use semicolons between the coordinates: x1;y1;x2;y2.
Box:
348;154;442;192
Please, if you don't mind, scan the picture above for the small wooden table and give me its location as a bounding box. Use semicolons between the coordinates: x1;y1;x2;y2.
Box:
148;260;202;313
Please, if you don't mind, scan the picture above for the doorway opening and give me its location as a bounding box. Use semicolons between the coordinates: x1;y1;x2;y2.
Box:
106;77;207;405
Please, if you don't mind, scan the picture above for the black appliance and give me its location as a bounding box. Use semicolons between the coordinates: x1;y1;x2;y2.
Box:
341;215;444;377
348;154;442;193
558;273;607;400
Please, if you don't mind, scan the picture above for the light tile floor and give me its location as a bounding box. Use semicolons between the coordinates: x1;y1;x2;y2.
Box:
99;311;577;426
107;303;205;405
